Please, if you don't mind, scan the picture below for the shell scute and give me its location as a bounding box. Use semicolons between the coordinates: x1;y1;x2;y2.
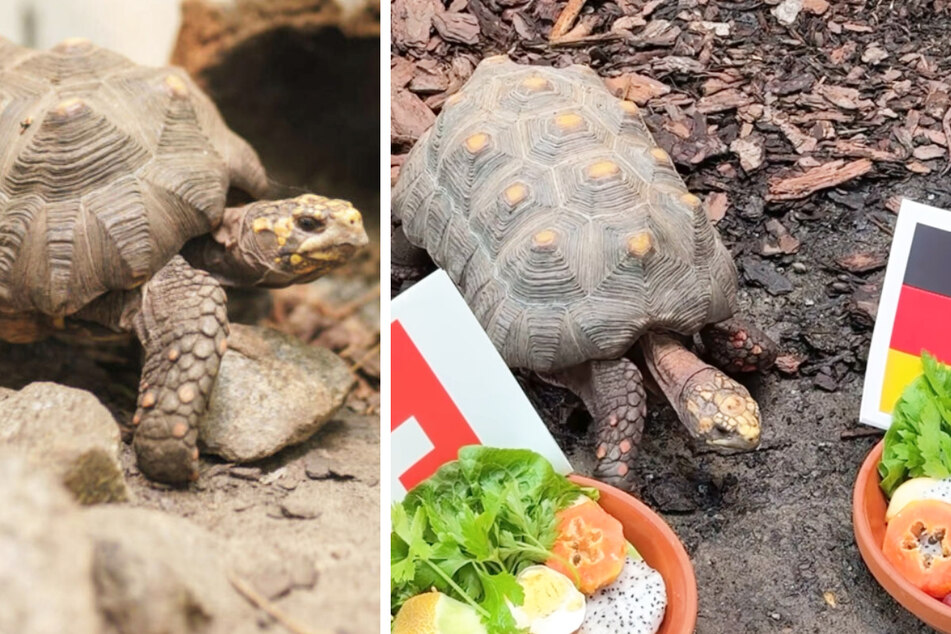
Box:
392;58;738;370
0;37;262;316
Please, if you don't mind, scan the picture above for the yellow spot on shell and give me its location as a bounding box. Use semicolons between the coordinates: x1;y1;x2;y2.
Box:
54;98;85;117
164;74;188;98
465;133;489;153
697;416;714;432
620;100;639;114
586;160;619;179
171;422;188;438
627;232;653;257
55;37;91;52
290;254;303;265
554;113;584;130
522;76;551;91
533;230;556;247
651;147;670;163
681;193;702;209
141;392;156;408
503;183;527;205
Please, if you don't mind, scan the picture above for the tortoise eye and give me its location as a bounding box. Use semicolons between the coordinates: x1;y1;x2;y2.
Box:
296;216;324;232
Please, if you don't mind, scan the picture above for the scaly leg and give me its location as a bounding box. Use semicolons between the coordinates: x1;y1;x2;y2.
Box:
391;221;434;295
700;316;777;373
545;358;646;490
131;256;228;484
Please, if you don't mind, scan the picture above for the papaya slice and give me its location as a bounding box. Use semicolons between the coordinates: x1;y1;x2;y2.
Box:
883;498;951;598
545;498;626;594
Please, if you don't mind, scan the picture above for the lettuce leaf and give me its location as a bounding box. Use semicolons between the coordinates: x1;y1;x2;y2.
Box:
880;352;951;496
390;446;596;633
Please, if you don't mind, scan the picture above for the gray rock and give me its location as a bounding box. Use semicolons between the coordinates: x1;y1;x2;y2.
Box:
0;451;103;634
82;506;258;634
200;325;354;462
0;382;128;504
280;487;323;519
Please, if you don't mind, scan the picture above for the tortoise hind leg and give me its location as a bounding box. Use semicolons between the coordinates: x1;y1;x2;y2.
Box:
544;358;646;491
700;316;777;373
131;255;228;484
391;220;434;294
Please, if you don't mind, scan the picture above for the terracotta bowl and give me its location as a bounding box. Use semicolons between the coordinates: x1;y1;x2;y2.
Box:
853;440;951;633
570;474;698;634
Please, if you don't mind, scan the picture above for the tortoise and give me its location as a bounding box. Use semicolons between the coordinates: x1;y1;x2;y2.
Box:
0;37;368;484
392;57;778;489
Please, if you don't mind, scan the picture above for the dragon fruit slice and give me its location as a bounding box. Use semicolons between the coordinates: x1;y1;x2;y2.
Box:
578;556;666;633
924;479;951;505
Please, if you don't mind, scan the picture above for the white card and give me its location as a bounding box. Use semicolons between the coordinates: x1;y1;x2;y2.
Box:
391;270;573;501
860;199;951;429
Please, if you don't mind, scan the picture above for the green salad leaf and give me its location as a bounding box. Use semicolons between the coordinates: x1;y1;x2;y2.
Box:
880;352;951;496
390;446;597;633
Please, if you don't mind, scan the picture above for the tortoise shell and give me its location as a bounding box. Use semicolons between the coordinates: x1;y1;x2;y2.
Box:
393;57;739;373
0;37;268;317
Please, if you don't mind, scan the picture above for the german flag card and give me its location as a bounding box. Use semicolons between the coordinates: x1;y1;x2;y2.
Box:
861;199;951;428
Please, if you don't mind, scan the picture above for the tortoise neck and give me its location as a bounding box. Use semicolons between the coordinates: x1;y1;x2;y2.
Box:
180;234;261;287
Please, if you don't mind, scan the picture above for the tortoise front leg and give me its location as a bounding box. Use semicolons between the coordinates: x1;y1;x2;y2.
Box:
700;316;777;373
544;358;646;490
641;332;761;452
131;255;228;484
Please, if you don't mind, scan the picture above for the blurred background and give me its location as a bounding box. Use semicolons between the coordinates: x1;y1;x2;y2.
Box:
0;0;181;65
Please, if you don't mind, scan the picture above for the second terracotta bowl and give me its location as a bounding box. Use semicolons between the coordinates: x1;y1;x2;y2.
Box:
853;440;951;633
570;474;698;634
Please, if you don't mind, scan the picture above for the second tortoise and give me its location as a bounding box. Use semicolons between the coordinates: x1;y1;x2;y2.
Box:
392;56;777;489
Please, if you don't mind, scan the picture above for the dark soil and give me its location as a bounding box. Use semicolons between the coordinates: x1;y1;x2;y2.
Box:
391;0;951;630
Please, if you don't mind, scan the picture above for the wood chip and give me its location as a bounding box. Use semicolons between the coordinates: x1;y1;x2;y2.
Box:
730;135;765;172
766;107;817;154
767;159;873;201
551;0;587;41
705;192;729;224
913;144;946;160
391;88;436;141
697;88;751;114
836;251;886;273
802;0;829;14
861;43;889;65
392;0;435;49
815;84;873;110
603;73;670;105
775;353;807;375
761;218;800;255
771;0;803;25
432;11;480;45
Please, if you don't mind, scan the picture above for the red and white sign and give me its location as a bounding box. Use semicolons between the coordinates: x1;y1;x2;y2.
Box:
391;270;572;501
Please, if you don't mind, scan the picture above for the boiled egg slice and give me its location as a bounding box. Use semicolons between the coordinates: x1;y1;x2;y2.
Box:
508;565;586;634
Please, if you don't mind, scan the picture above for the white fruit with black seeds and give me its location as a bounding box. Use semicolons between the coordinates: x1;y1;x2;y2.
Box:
579;556;666;634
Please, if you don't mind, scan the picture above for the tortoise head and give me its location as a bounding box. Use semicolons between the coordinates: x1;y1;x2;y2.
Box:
217;194;368;287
